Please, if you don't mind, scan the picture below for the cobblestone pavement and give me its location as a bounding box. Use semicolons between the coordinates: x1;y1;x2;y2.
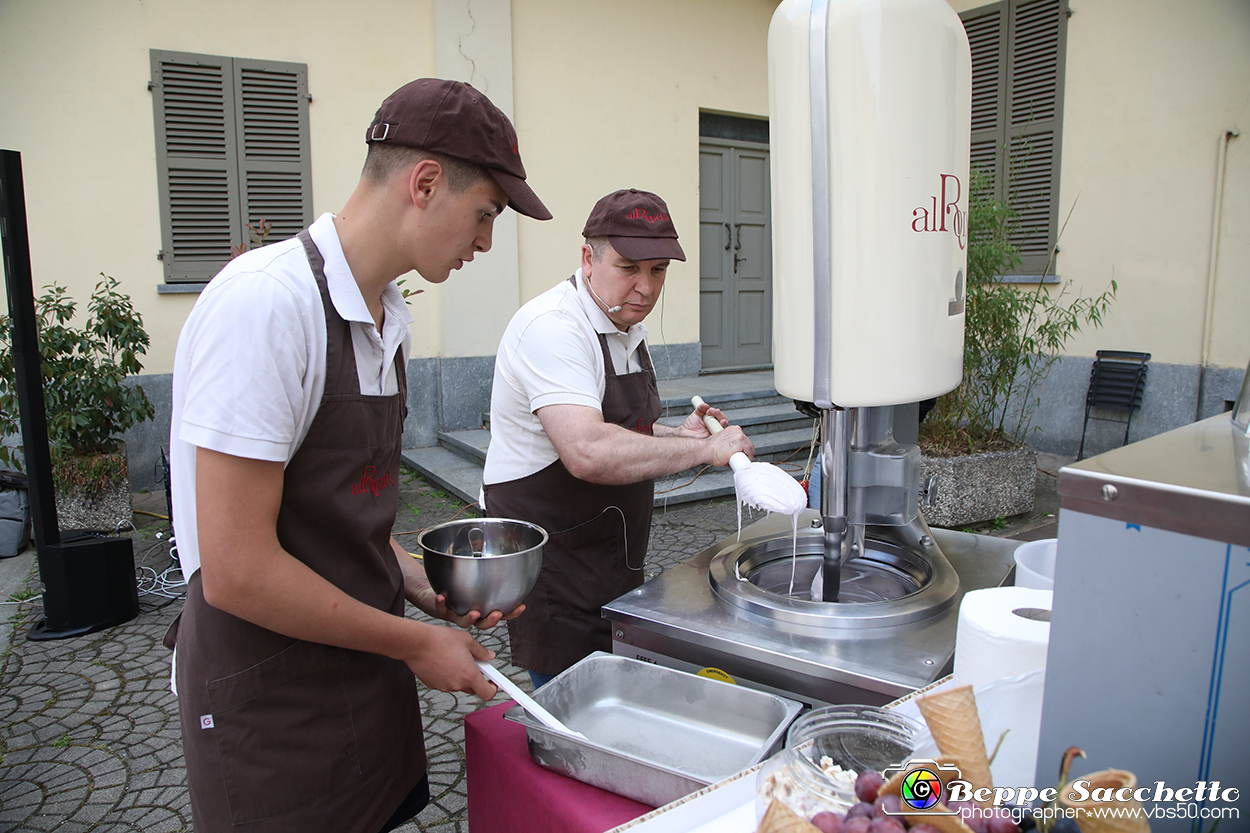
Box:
0;462;1058;832
0;471;744;833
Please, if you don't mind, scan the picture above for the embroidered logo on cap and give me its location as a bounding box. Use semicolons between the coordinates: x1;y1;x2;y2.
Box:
624;207;670;224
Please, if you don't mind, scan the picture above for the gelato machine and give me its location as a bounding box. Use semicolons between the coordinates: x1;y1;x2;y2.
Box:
607;0;1019;708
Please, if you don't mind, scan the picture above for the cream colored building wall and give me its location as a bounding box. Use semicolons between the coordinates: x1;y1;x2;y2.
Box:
948;0;1249;370
10;1;1239;377
511;0;779;347
0;0;437;373
1;0;780;370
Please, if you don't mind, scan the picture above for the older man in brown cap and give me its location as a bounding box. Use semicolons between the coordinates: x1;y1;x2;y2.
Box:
483;188;754;688
167;79;548;833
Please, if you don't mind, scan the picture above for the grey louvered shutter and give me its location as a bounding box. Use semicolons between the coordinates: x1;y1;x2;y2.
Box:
1005;0;1065;275
234;59;312;249
152;51;240;283
960;0;1066;278
964;3;1007;181
152;51;311;284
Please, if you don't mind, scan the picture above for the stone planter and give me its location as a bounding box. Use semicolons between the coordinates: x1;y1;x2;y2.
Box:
53;443;132;532
920;444;1037;528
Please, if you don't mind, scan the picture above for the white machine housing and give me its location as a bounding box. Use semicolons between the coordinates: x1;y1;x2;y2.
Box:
769;0;971;408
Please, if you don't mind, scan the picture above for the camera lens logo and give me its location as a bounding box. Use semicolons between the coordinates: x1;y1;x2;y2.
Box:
883;759;962;816
900;767;944;811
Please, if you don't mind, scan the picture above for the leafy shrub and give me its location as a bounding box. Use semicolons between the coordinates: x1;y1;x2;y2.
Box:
0;275;155;472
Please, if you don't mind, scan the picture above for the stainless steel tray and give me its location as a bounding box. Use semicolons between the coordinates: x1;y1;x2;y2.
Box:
504;652;802;807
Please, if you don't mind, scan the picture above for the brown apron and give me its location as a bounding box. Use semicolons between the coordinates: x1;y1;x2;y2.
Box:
484;281;662;676
167;230;425;833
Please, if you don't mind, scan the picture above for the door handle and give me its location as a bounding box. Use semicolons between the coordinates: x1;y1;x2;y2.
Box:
734;223;742;251
724;223;732;250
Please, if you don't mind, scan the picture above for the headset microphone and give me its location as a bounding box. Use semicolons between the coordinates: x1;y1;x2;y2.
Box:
586;276;623;313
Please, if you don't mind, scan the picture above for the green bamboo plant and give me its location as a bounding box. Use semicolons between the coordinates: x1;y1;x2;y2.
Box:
922;170;1117;452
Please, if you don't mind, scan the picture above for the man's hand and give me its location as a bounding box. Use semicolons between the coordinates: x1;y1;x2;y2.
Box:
427;596;526;630
397;623;499;700
392;537;525;629
676;402;728;438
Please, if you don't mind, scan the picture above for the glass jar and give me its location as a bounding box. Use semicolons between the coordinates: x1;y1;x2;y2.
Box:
755;705;922;823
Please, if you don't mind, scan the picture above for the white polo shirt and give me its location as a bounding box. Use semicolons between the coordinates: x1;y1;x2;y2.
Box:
169;212;413;580
483;268;649;485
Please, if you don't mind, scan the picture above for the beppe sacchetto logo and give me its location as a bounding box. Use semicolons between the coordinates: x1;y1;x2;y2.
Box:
882;758;1242;828
882;759;963;815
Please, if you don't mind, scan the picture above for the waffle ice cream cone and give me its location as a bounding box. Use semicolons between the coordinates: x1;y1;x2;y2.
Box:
756;798;820;833
1061;769;1151;833
917;685;995;803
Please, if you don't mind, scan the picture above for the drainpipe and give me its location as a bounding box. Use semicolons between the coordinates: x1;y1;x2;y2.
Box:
1196;127;1240;422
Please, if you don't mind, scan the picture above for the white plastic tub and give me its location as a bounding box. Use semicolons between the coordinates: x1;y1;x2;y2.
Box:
1013;538;1056;590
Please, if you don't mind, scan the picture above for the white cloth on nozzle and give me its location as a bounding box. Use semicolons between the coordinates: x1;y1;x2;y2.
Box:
733;462;807;517
732;462;807;593
953;586;1052;692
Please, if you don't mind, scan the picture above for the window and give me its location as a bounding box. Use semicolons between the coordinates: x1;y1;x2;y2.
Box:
962;0;1067;278
150;50;312;285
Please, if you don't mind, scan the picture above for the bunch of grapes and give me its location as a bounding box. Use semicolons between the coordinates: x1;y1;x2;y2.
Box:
801;770;1022;833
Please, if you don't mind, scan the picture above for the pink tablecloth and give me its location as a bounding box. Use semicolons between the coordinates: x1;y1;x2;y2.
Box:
465;700;652;833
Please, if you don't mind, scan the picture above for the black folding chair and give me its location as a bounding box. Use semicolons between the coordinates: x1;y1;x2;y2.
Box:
1077;350;1150;460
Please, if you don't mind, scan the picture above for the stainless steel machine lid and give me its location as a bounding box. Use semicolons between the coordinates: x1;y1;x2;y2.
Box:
1059;413;1250;546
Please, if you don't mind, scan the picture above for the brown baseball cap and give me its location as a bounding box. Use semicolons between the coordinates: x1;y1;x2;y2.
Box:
366;79;551;220
581;189;685;262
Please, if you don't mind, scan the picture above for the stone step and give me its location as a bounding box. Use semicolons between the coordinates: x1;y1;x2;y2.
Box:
656;401;813;437
481;392;796;432
402;370;815;508
401;445;485;507
438;416;813;470
405;422;815;507
439;428;490;463
402;443;812;508
653;462;808;507
664;425;815;478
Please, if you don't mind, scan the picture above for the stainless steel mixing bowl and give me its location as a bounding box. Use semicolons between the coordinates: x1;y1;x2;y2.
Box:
417;518;546;615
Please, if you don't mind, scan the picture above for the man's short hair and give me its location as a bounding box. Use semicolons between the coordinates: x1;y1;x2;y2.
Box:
585;236;611;262
362;144;490;193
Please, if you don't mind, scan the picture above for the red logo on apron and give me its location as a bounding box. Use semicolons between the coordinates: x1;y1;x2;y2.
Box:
352;465;395;497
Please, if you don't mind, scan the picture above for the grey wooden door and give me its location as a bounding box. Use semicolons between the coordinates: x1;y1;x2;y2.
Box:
699;139;772;371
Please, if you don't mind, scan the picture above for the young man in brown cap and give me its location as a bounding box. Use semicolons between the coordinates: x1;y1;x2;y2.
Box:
167;79;549;833
482;188;754;688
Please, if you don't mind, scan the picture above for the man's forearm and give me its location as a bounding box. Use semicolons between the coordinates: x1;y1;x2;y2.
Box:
553;421;746;484
537;403;753;486
577;427;715;483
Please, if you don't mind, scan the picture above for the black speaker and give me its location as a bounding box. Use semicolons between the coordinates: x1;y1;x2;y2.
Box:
27;532;138;640
2;149;139;640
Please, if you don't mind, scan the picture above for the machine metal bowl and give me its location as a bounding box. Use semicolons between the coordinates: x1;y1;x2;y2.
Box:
417;518;546;615
707;524;960;629
605;511;1019;707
